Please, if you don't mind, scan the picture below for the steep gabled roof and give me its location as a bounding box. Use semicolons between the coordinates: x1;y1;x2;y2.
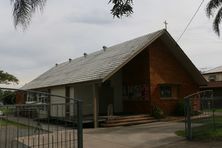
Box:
22;29;206;90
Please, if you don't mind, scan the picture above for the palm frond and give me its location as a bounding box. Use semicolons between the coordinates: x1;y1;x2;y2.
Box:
213;7;222;36
109;0;133;18
206;0;222;17
11;0;46;28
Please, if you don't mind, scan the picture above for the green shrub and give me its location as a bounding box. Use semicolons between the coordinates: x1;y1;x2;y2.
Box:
152;106;165;119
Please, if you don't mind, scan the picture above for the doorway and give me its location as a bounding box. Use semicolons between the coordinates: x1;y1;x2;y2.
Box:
99;81;114;115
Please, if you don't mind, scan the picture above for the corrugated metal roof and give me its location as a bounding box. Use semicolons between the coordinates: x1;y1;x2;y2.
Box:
204;66;222;74
22;30;164;89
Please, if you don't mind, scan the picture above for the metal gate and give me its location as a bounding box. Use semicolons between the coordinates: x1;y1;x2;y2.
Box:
184;90;215;140
0;88;83;148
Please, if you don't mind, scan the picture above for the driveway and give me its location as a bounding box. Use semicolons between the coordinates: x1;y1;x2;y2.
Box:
83;121;222;148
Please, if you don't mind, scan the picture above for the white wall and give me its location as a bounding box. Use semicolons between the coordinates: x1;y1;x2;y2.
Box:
46;72;123;117
73;83;94;115
50;86;66;117
48;84;94;117
69;86;75;116
203;73;222;82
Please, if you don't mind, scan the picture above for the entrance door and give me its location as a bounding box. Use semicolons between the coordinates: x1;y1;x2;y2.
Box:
99;82;114;115
122;84;150;114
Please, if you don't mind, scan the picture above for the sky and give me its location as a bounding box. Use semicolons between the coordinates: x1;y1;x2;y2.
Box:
0;0;221;88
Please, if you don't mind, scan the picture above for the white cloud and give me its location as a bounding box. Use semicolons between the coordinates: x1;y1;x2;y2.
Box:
0;0;222;88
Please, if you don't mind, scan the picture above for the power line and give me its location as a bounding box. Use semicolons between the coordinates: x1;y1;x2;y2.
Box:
177;0;205;42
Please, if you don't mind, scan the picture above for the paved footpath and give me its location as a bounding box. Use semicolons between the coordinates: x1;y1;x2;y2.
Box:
82;122;222;148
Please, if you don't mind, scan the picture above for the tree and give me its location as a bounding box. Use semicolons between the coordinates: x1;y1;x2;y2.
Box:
0;90;16;105
11;0;133;28
10;0;222;36
0;70;19;84
206;0;222;36
0;70;18;104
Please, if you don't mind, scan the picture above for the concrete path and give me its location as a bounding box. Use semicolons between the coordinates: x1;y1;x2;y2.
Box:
83;121;222;148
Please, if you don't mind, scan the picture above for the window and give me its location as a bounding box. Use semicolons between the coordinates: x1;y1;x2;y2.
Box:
208;75;216;82
159;84;179;99
160;85;172;98
122;84;149;100
26;92;49;104
26;93;37;102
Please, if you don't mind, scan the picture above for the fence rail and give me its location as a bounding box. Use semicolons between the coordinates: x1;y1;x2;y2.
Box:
184;90;222;140
0;88;83;148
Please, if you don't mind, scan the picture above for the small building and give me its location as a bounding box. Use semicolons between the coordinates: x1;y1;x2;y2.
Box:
202;66;222;108
202;66;222;82
20;29;206;127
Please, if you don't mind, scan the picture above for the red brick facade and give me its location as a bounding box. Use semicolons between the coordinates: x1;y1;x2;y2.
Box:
122;38;199;114
149;39;199;114
16;91;26;104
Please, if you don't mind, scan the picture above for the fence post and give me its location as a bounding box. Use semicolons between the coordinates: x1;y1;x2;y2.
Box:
185;98;192;140
211;91;216;130
77;101;83;148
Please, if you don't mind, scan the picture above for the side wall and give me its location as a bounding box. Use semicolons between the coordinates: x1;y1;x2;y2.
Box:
73;83;94;115
50;86;66;117
149;39;199;114
109;71;123;113
69;86;75;116
33;84;94;117
203;72;222;81
42;84;94;117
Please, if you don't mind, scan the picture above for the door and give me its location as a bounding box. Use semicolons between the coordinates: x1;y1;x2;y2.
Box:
99;82;114;115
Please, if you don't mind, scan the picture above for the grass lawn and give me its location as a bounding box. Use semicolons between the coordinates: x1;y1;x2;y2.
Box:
215;109;222;112
176;116;222;140
0;119;10;126
0;119;28;128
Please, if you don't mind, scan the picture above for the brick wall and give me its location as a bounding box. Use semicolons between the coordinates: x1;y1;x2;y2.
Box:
149;39;199;114
122;49;149;86
122;49;150;113
16;91;26;104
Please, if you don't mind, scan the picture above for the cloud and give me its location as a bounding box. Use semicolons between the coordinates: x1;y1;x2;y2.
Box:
0;0;222;88
66;9;115;25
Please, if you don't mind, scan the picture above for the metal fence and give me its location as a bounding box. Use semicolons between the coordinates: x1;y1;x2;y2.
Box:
184;90;222;140
0;88;83;148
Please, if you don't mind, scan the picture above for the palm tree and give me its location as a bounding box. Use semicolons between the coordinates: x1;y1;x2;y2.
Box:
206;0;222;36
11;0;47;28
11;0;133;28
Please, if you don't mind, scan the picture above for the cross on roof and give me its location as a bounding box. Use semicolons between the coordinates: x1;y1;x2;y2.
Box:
164;20;168;30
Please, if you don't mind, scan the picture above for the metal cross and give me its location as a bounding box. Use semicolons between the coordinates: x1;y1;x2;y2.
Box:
164;20;168;30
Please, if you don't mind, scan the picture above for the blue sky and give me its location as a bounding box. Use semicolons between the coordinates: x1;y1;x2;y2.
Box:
0;0;221;88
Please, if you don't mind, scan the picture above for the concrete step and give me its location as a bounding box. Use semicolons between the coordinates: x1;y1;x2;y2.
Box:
106;116;154;124
101;114;157;127
101;119;156;127
111;114;151;120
